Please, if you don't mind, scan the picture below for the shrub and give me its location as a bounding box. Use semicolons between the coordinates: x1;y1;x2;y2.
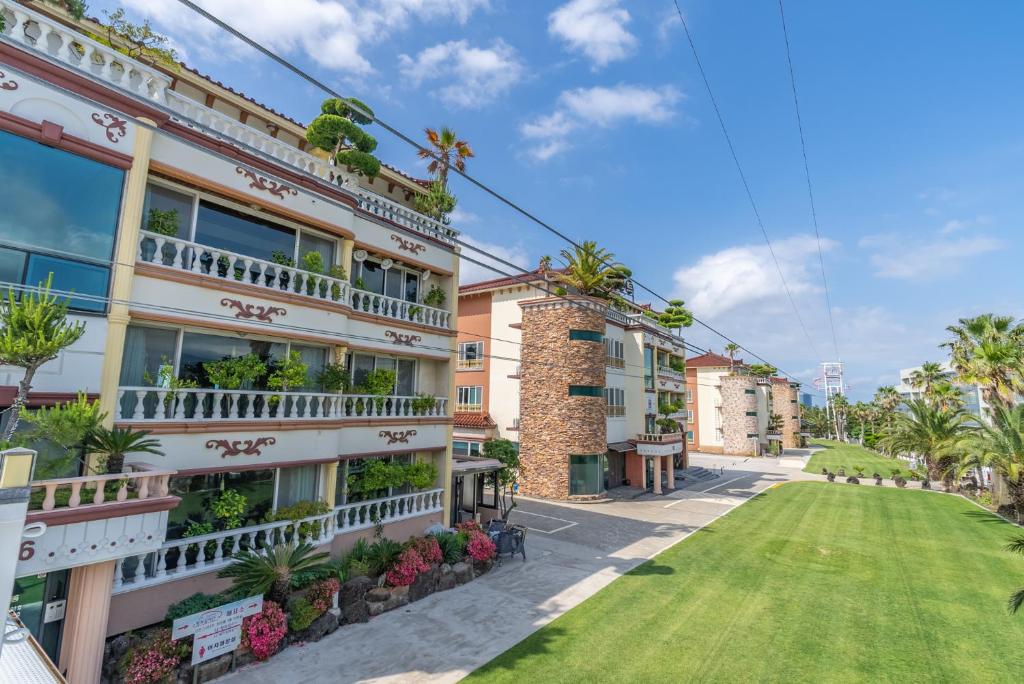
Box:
264;500;331;542
431;532;468;564
316;363;350;393
212;489;247;530
217;543;332;605
423;283;446;307
164;592;223;624
146;207;179;236
385;547;429;587
405;462;438;490
267;350;309;393
305;577;340;614
347;558;371;578
241;601;287;661
837;466;847;477
287;596;320;632
821;468;828;475
454;520;481;534
466;532;496;562
366;538;404;577
203;353;267;390
409;536;443;565
853;466;866;477
826;472;836;482
895;476;907;488
846;476;860;485
120;629;189;684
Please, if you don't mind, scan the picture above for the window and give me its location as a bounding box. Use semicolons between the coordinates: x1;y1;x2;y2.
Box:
569;455;604;496
277;464;320;508
687;409;694;422
352;256;422;303
605;339;624;368
452;441;483;457
141;184;193;238
166;469;275;539
686;389;693;403
643;347;654;390
746;411;758;416
744;389;756;395
458;341;484;370
569;385;603;398
569;329;603;342
457;386;483;412
686;430;694;444
195;200;296;263
604;387;625;417
0;130;124;313
348;352;418;395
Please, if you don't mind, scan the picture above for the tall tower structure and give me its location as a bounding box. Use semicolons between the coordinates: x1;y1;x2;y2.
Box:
821;361;845;439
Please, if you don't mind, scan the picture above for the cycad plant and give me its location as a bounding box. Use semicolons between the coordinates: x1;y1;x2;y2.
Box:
83;426;164;474
217;542;332;605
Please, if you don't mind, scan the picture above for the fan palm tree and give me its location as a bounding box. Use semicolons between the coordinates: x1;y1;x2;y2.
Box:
943;313;1024;411
724;343;740;369
552;241;631;299
829;393;850;440
417;127;474;186
947;404;1024;521
908;361;946;398
878;399;972;482
83;426;164;474
217;542;332;606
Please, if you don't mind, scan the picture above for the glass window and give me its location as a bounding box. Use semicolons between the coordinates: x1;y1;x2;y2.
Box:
687;431;694;443
569;329;603;342
569;455;604;496
277;464;320;508
167;469;275;539
141;184;192;237
644;347;654;390
385;268;404;299
457;386;482;409
458;342;483;369
397;359;416;395
25;254;109;313
404;272;419;303
289;344;328;388
194;201;295;263
0;130;123;261
350;353;376;388
568;385;603;397
0;246;25;287
179;331;285;389
120;325;179;386
359;259;384;294
452;441;469;457
298;231;336;271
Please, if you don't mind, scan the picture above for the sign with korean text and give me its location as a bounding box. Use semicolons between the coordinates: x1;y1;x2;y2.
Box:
192;623;243;665
171;594;262;665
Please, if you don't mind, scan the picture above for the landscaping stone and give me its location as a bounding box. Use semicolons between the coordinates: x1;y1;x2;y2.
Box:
409;566;440;602
452;561;472;584
382;585;409;612
196;653;233;683
437;571;457;592
473;558;493;576
367;601;385;617
340;576;374;624
365;587;391;603
287;611;338;645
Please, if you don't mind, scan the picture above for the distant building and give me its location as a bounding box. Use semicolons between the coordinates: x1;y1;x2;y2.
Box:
800;392;814;408
895;362;986;417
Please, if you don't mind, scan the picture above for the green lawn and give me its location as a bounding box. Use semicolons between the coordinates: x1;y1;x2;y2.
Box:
804;439;914;479
466;482;1024;683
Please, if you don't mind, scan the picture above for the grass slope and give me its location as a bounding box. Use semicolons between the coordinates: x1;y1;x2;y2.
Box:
466;482;1024;683
805;439;914;479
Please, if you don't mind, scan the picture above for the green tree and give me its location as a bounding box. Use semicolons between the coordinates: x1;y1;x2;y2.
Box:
305;97;380;178
267;351;309;393
0;275;86;440
657;300;693;332
747;364;777;379
942;313;1024;412
1006;536;1024;613
877;399;972;482
416;126;474;186
948;404;1024;521
908;361;946;398
83;426;164;474
551;241;631;300
100;8;178;65
724;343;740;369
928;381;964;412
217;542;332;606
483;438;521;520
414;180;457;222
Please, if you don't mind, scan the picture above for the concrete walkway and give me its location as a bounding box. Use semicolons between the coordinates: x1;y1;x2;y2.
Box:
218;456;798;684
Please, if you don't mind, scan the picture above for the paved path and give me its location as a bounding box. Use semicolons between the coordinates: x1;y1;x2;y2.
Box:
218;455;799;684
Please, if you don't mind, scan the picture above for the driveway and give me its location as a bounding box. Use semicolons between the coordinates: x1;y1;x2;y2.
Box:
218;455;797;684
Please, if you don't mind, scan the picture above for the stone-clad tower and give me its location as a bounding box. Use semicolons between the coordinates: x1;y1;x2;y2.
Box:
721;374;758;456
519;296;607;499
781;382;801;448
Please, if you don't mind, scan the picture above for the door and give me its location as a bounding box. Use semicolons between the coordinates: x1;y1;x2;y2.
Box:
644;458;654;492
605;453;625;489
10;569;70;662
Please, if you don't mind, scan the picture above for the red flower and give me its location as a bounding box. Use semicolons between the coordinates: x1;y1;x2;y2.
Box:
241;601;287;661
467;531;496;561
385;548;430;587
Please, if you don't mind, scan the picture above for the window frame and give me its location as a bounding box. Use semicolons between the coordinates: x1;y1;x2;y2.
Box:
456;385;483;412
457;341;485;370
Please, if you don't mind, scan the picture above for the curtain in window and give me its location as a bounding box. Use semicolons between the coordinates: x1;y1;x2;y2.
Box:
277;465;319;508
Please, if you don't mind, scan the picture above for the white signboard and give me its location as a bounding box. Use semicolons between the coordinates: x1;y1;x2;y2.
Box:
172;595;262;665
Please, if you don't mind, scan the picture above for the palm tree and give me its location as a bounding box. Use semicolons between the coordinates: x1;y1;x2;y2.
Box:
1006;536;1024;613
828;393;850;441
552;241;631;299
417;127;474;186
878;399;972;482
943;314;1024;411
724;343;740;369
908;361;946;398
929;381;964;412
217;542;333;606
83;426;164;474
948;404;1024;521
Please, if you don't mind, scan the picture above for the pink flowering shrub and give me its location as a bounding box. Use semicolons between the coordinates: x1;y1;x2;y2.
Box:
305;577;340;614
241;601;287;661
385;547;429;587
466;532;496;562
121;629;189;684
410;536;443;565
454;520;481;534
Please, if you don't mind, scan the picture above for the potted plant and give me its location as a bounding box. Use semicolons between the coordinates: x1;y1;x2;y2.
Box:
271;251;296;289
267;351;309;416
837;466;846;477
411;393;437;416
316;363;350;394
423;284;446;308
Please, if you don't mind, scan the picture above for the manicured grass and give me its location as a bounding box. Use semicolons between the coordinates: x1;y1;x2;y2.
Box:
804;439;914;479
465;482;1024;683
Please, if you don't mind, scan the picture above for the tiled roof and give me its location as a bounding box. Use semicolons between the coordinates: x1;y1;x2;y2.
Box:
459;268;549;293
687;352;743;368
454;413;497;428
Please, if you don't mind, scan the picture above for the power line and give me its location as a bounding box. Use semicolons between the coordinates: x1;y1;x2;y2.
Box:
671;0;823;362
777;0;840;360
168;0;807;384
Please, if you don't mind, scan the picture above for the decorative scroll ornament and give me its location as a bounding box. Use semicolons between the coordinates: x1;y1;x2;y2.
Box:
352;249;368;262
385;330;422;347
91;112;127;143
205;437;277;457
379;429;417;445
0;70;18;91
220;298;287;322
235;166;298;199
390;234;426;255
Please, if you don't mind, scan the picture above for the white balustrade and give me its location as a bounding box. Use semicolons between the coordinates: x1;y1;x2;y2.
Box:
0;0;170;101
115;387;447;422
30;463;175;513
349;287;452;329
636;432;684;443
351;188;458;246
113;488;444;592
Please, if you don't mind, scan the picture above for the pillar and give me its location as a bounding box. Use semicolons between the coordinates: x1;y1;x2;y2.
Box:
323;461;339;507
441;253;460;519
340;238;354;280
666;455;675;490
652;457;662;495
60;560;116;684
97;118;156;430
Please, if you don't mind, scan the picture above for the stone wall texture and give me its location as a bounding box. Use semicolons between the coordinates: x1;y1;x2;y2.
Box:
519;297;607;499
776;383;801;448
721;374;758;456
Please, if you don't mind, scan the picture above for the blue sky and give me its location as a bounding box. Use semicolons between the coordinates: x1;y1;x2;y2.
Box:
99;0;1024;400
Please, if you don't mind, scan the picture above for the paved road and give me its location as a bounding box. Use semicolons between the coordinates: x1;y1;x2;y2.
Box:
218;455;800;684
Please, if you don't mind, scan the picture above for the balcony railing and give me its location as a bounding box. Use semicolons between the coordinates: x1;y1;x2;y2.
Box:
658;366;685;381
457;358;484;371
112;488;444;592
636;432;683;443
351;188;458;246
606;406;626;418
0;0;170;102
137;232;452;329
455;403;482;413
606;356;625;369
29;463;175;513
115;388;448;422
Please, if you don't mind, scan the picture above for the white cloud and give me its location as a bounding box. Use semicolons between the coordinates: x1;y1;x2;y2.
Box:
448;207;479;225
520;84;681;160
548;0;637;69
672;234;836;318
939;214;991;235
398;39;524;108
458;235;530;284
864;234;1001;280
121;0;489;74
